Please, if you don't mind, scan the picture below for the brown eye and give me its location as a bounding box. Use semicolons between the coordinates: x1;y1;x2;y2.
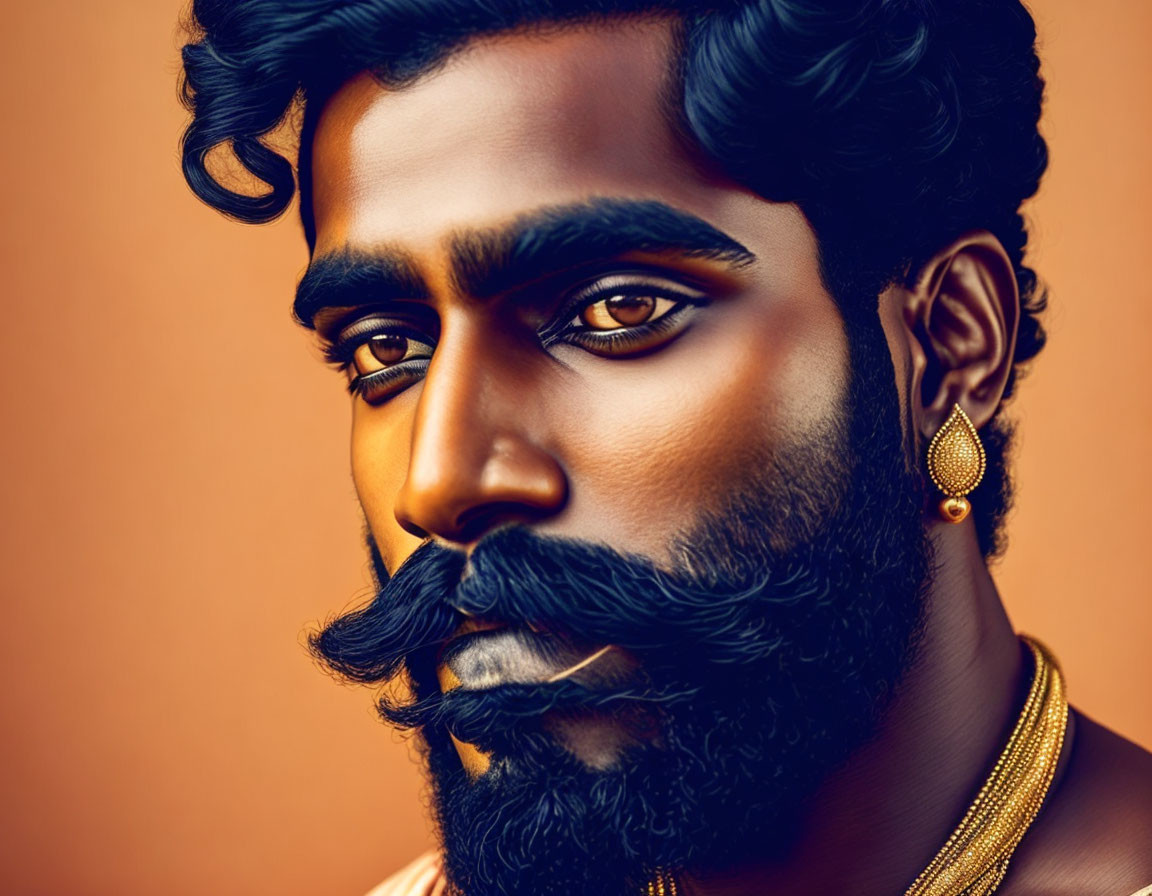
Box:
369;333;407;364
351;332;432;377
580;294;676;330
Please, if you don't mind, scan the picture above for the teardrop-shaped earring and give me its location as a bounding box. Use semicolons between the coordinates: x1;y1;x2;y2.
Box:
926;403;986;523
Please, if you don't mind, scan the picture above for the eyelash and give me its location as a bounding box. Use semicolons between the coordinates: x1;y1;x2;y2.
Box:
322;322;435;402
547;285;703;356
562;304;691;352
349;358;431;402
322;320;434;367
323;280;707;403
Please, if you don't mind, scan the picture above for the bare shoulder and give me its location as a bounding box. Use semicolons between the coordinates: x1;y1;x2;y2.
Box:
364;852;447;896
1001;709;1152;895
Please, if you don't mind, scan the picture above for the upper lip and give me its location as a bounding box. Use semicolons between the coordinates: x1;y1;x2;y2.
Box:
453;616;509;639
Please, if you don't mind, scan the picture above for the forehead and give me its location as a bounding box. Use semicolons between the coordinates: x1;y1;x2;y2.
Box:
309;18;721;255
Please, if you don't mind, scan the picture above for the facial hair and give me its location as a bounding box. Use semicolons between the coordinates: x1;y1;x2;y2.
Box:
311;303;933;895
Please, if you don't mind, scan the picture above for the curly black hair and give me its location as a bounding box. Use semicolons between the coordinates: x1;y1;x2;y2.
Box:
179;0;1048;557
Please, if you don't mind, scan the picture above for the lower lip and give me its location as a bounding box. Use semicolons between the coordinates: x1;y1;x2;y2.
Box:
438;627;585;692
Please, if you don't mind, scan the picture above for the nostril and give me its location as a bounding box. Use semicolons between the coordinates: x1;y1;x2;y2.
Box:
395;515;431;539
453;502;547;543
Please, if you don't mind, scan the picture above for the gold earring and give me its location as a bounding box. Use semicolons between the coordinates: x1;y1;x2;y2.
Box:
926;403;986;523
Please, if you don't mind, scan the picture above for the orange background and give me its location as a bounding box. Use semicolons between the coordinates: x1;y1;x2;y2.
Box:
0;2;1148;893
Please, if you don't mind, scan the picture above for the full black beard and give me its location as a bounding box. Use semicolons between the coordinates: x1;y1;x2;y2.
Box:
312;305;933;895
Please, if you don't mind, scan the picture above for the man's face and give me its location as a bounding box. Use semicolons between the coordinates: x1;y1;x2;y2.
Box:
305;17;930;895
307;20;850;570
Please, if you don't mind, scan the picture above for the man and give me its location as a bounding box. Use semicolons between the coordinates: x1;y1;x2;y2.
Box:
179;1;1152;893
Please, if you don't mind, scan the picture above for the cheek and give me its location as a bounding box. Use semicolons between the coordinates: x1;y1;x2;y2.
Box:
345;285;850;571
548;285;849;560
350;391;424;571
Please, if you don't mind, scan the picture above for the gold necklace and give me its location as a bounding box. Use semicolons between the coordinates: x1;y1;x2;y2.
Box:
647;635;1069;896
646;872;680;896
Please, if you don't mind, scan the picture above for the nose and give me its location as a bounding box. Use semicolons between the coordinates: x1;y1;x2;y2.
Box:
393;318;568;545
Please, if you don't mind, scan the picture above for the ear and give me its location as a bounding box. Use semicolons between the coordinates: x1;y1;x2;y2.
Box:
902;231;1020;438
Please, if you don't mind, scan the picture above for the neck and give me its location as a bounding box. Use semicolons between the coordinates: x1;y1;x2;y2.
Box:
682;521;1027;896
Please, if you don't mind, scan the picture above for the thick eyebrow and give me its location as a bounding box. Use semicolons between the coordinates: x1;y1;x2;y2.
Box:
450;198;756;299
294;248;429;329
294;198;755;329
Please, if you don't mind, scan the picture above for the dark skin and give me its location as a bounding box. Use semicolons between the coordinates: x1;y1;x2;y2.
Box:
303;19;1152;896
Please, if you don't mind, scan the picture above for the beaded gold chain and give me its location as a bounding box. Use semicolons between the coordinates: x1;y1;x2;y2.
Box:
903;636;1068;895
646;635;1068;896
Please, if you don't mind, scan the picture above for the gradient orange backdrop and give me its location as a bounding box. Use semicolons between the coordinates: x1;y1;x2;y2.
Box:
0;2;1148;894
